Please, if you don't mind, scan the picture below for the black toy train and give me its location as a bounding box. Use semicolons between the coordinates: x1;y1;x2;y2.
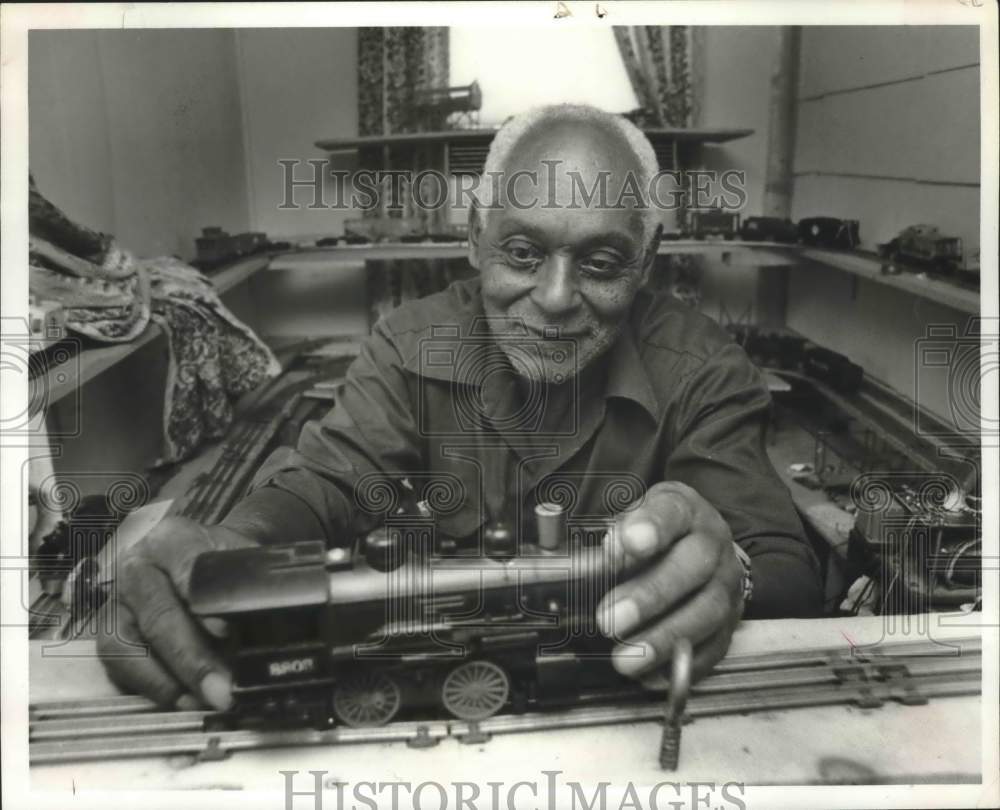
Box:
189;506;646;731
669;210;862;248
676;213;975;279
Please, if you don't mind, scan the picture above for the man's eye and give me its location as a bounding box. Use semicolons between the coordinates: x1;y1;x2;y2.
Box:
580;252;624;276
504;241;542;265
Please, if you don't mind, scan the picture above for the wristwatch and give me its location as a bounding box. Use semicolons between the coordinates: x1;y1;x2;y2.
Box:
733;542;754;607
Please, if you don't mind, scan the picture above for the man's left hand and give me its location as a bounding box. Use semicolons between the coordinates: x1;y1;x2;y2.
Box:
597;481;745;684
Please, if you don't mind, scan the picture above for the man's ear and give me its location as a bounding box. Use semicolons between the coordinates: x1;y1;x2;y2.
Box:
467;201;483;270
640;223;663;286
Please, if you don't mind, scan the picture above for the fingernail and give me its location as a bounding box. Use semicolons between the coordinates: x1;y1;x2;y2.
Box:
613;640;653;676
625;520;658;555
203;617;229;639
175;693;201;711
601;598;640;638
200;672;232;711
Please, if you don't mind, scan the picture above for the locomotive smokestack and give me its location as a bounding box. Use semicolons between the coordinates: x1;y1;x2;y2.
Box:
535;502;567;551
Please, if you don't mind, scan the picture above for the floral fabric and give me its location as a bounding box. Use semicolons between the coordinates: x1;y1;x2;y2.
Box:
145;257;281;463
28;179;280;464
358;27;450;136
613;26;695;128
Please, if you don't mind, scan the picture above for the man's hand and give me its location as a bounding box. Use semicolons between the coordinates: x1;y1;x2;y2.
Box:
96;517;256;711
597;481;744;683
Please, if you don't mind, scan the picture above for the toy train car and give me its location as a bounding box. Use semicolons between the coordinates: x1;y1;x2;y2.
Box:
801;345;864;394
798;217;860;249
194;227;274;268
739;216;799;244
189;512;642;732
688;208;741;240
335;218;469;246
878;225;963;275
665;213;860;248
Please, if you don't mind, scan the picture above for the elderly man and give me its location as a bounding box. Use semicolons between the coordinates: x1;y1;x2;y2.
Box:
98;104;821;712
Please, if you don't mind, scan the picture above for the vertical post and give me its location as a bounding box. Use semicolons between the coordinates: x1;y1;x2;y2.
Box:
763;26;801;217
756;26;801;328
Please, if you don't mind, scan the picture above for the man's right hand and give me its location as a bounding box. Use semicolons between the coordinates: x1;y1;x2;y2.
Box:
96;516;256;711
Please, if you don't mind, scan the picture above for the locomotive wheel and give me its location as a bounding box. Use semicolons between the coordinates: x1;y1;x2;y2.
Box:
441;660;510;721
332;671;402;727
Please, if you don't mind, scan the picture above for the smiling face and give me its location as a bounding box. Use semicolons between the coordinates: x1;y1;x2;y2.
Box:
469;120;661;384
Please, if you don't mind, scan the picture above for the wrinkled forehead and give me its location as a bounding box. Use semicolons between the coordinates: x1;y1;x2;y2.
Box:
486;121;648;242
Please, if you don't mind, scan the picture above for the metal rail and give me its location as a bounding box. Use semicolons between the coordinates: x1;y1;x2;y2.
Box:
29;638;982;765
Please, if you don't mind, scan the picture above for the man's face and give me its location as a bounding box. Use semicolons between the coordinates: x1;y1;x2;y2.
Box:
469;121;659;384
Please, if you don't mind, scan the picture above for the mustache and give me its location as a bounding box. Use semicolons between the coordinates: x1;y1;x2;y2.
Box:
485;318;588;340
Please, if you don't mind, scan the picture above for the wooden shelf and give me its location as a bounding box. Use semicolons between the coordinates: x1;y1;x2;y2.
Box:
316;127;754;152
268;240;794;271
37;255;271;407
211;254;272;293
36;243;977;409
269;241;979;312
273;243;468;266
783;246;980;315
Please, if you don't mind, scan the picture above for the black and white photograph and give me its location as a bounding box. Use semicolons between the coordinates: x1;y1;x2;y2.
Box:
1;3;997;809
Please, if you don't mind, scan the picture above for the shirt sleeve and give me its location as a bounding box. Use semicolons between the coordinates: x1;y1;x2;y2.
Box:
220;319;424;546
662;342;822;619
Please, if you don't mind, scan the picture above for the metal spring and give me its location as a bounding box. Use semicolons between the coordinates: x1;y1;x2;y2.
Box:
659;721;681;770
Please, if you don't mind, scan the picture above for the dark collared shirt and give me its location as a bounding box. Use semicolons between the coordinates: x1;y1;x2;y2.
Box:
224;277;821;618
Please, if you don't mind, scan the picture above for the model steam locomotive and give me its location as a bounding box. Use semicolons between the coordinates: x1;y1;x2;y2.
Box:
189;504;645;731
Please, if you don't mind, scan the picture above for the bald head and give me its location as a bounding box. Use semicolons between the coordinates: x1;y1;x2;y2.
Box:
478;104;661;241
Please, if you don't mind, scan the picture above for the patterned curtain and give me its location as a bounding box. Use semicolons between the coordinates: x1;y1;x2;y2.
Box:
614;27;705;309
613;26;697;127
356;28;459;323
358;27;450;136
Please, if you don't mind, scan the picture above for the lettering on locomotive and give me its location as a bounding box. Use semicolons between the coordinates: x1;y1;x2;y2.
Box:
268;657;318;679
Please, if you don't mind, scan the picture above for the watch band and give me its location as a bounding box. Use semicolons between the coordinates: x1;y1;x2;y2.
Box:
733;542;753;606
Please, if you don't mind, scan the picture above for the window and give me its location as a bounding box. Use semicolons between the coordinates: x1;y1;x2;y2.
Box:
450;28;638;126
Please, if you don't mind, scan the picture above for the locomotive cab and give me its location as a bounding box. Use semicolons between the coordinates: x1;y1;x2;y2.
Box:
189;541;338;727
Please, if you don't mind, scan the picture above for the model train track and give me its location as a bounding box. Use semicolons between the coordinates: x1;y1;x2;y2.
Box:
29;637;981;765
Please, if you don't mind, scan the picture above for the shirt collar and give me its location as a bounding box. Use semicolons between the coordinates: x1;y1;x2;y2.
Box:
603;326;660;422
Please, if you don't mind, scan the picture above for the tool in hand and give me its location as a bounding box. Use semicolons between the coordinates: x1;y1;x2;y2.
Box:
659;637;693;770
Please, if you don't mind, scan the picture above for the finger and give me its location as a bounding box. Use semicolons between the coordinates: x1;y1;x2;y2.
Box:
121;557;233;710
597;531;722;639
608;483;700;568
638;629;734;689
201;617;230;639
139;519;217;601
690;626;736;681
96;599;185;709
176;693;204;711
611;580;738;679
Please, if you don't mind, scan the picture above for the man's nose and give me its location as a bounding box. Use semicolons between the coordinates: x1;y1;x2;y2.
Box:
530;254;581;317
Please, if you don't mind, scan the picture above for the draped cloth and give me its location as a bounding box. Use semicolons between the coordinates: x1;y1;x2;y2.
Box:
29;178;280;464
613;26;698;128
145;257;281;462
358;27;450;137
612;27;705;309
